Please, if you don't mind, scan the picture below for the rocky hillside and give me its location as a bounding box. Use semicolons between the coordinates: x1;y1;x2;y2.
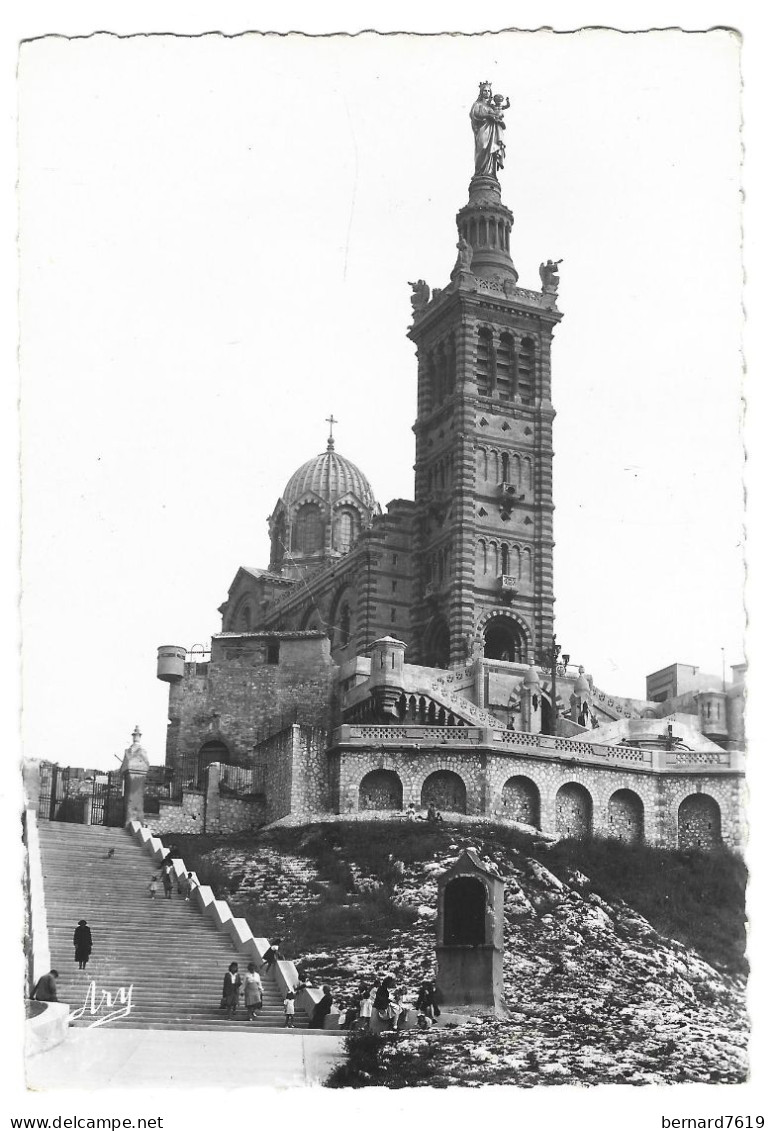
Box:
165;818;747;1087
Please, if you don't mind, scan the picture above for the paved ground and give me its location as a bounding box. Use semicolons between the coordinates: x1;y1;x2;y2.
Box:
26;1029;345;1090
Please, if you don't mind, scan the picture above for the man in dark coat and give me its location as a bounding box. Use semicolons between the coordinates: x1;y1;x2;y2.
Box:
33;970;59;1002
73;920;92;969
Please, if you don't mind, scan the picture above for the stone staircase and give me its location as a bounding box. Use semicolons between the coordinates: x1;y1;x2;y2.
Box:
37;822;307;1033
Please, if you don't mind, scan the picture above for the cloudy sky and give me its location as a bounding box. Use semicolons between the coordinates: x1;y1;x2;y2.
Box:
18;29;744;770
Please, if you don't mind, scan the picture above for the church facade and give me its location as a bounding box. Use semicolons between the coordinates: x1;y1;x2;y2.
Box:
154;84;746;851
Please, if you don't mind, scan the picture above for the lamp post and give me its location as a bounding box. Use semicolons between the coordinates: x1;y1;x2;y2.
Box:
535;634;570;736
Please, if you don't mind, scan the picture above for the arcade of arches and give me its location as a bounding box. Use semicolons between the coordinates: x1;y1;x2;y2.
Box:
348;764;732;850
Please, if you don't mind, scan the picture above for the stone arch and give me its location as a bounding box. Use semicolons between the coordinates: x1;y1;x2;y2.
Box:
556;781;593;839
421;769;467;814
475;608;533;661
482;613;528;662
298;605;324;632
502;775;540;828
328;585;356;650
608;788;644;844
425;616;450;669
678;792;722;850
196;739;231;788
359;769;403;811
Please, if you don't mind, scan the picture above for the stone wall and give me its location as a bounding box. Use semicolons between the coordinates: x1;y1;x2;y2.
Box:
255;729;294;824
163;633;338;785
333;745;745;849
255;724;331;824
154;788;205;834
289;726;330;819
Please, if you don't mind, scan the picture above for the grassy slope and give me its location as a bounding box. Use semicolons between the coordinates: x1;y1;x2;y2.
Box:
164;820;746;975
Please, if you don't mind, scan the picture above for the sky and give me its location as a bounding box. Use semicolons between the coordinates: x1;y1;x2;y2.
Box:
17;30;745;772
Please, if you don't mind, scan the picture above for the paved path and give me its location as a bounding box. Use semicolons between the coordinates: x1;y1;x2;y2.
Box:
26;1028;344;1089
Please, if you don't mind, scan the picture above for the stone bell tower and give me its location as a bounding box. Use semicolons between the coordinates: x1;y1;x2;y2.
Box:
408;80;563;668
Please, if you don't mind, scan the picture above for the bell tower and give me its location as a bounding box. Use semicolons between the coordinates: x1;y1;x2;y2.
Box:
408;81;563;668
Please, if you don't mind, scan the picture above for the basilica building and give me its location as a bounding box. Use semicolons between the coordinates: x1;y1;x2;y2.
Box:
153;84;746;852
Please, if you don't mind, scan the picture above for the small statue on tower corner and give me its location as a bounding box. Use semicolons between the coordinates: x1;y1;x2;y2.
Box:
470;80;510;178
409;279;430;313
451;236;473;280
539;258;563;293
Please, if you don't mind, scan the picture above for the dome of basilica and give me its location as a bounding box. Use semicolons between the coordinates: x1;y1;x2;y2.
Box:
268;434;379;574
281;440;376;510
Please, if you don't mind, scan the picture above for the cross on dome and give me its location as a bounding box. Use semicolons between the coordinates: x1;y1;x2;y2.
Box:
325;416;339;450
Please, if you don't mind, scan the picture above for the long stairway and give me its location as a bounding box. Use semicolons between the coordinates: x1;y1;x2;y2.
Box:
37;822;306;1032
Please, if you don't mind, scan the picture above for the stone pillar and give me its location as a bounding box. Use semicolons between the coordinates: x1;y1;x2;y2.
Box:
205;761;222;833
435;847;506;1017
570;668;592;727
519;665;542;734
120;725;150;827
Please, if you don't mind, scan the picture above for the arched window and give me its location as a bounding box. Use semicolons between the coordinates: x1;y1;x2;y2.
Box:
476;539;488;576
336;510;358;554
496;333;514;400
292;503;323;555
476;328;493;396
340;602;351;645
517;338;537;403
240;604;253;631
500;543;510;575
501;452;510;482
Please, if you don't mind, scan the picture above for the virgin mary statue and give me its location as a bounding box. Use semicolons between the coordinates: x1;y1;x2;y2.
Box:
470;81;507;177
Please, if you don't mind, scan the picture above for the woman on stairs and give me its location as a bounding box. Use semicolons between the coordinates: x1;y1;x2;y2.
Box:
221;962;242;1019
244;963;263;1021
73;920;92;970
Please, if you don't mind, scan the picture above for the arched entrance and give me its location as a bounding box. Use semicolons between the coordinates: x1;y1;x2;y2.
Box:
358;769;403;811
425;618;450;669
678;793;722;850
421;770;467;814
483;615;527;662
502;775;540;827
556;782;592;839
608;789;644;843
197;740;230;788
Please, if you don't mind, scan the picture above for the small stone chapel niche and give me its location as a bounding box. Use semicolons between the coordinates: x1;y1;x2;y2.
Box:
435;847;506;1016
443;876;486;946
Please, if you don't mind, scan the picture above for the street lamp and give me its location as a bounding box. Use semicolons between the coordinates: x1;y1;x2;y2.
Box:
535;634;569;736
